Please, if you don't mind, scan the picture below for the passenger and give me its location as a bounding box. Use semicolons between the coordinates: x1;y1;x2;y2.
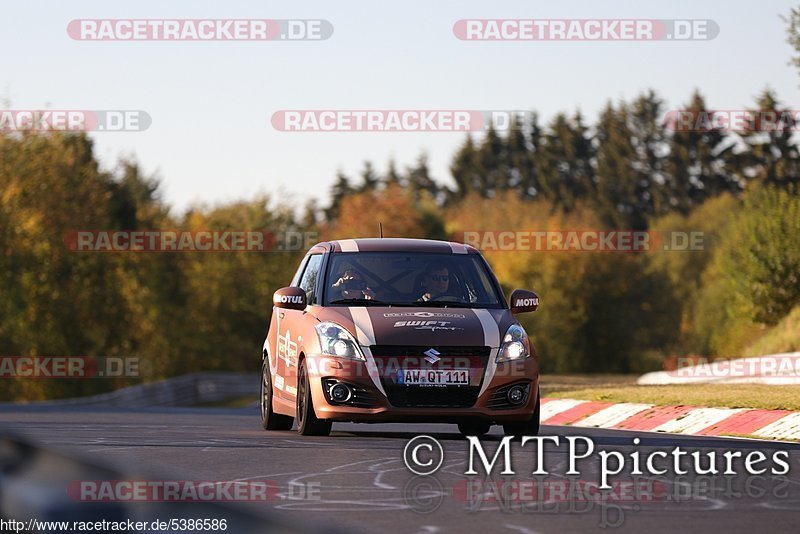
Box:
331;268;376;300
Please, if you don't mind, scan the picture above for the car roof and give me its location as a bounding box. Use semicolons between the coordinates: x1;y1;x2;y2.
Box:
310;238;479;254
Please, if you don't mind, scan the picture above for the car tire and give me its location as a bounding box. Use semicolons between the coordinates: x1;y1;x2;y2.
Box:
502;386;541;437
458;421;491;437
296;359;332;436
261;360;294;431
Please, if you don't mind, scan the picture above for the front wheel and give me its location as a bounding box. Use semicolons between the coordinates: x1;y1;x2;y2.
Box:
503;387;541;437
261;360;294;431
296;359;332;436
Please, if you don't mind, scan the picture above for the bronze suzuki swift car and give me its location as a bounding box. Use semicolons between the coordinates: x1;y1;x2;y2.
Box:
260;238;540;437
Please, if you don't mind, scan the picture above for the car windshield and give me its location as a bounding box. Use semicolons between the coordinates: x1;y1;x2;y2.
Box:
324;252;505;308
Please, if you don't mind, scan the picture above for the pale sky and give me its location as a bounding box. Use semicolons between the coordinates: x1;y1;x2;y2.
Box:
3;0;799;214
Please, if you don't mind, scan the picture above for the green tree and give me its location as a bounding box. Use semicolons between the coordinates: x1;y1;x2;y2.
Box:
718;185;800;325
535;112;594;211
595;101;649;229
450;135;482;200
784;6;800;79
505;113;539;200
738;90;800;188
324;170;353;221
406;153;441;203
477;126;507;196
664;90;741;213
357;161;380;193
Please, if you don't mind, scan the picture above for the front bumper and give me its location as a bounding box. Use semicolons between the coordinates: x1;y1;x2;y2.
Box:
305;354;540;424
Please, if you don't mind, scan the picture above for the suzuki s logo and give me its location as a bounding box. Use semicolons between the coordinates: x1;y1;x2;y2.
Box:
423;348;441;364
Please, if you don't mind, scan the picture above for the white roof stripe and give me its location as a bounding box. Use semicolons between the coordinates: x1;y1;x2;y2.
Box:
449;242;468;254
338;239;359;252
360;346;386;396
350;306;376;346
472;309;502;397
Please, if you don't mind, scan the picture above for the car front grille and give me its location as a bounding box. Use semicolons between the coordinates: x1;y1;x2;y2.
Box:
383;385;480;408
370;345;491;359
371;345;489;408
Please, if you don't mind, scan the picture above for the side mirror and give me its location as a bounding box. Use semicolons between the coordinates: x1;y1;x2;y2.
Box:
510;289;539;314
273;286;307;311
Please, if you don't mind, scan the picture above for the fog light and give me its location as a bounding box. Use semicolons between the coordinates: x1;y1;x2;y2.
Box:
330;382;353;403
507;385;525;405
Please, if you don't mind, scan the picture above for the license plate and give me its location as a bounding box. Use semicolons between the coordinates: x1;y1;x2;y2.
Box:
397;369;469;386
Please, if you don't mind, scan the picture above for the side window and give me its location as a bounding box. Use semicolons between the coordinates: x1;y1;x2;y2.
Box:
290;256;310;287
298;254;323;304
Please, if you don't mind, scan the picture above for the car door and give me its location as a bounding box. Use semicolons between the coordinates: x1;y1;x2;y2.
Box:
275;253;323;402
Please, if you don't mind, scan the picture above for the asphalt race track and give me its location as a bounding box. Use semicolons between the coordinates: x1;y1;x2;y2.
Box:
2;404;799;533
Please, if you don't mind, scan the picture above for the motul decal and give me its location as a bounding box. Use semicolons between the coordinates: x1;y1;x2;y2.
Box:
276;294;304;304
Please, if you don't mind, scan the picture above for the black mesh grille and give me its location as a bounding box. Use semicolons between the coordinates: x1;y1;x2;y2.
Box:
384;385;480;408
322;379;380;408
371;345;489;408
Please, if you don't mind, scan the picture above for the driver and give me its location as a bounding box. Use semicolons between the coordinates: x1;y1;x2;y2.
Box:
418;262;450;302
331;268;376;300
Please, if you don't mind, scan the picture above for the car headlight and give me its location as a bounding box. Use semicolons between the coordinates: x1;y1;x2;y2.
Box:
496;324;531;363
315;322;365;361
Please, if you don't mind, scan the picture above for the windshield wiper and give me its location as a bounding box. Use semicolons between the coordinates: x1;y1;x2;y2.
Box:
414;300;486;308
329;298;391;306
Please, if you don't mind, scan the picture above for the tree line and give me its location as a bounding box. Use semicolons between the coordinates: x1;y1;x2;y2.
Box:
329;88;799;230
4;79;800;397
